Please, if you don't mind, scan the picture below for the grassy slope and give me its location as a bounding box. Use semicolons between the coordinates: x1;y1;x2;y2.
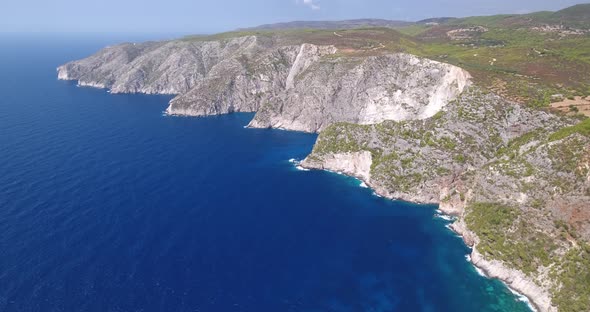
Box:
398;4;590;111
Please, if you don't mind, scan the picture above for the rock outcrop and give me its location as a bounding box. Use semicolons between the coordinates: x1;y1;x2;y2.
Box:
248;53;470;132
302;87;590;312
303;151;373;182
58;35;470;132
471;248;555;312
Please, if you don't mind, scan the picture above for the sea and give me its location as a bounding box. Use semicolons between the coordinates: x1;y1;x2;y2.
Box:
0;34;532;312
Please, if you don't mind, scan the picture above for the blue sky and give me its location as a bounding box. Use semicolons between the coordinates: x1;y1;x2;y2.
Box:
0;0;586;34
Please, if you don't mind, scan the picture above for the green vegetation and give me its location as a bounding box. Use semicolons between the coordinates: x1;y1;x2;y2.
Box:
548;135;590;181
179;2;590;111
185;7;590;110
395;9;590;109
396;24;429;36
295;8;590;311
550;244;590;312
495;130;544;158
465;203;555;274
549;118;590;141
312;122;370;155
437;136;457;150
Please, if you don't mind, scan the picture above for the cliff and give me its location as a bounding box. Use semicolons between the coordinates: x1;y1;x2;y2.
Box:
58;35;470;133
58;32;590;311
248;53;470;132
302;88;590;312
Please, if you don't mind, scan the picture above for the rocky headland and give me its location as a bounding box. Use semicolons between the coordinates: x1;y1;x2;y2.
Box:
58;31;590;312
58;36;470;132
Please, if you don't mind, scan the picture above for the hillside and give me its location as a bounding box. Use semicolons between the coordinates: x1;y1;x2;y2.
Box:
395;4;590;116
302;89;590;312
193;4;590;116
57;3;590;311
240;19;412;31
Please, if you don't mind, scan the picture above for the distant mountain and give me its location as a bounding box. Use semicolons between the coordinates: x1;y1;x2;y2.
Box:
444;3;590;28
416;17;457;25
239;3;590;32
551;3;590;23
240;19;413;31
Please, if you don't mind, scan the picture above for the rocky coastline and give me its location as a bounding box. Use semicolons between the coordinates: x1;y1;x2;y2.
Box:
300;155;552;312
58;33;590;312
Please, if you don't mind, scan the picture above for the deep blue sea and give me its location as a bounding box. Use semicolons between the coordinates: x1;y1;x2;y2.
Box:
0;34;531;312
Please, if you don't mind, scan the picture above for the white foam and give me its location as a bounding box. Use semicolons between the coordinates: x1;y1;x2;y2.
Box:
290;159;308;171
359;182;368;188
372;192;383;198
435;214;454;221
474;266;486;277
295;165;310;171
508;287;538;312
446;225;463;238
467;256;492;280
466;251;537;311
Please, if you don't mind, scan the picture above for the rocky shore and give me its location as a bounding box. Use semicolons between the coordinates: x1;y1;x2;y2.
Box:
300;87;590;312
57;36;470;133
301;154;553;312
58;33;590;311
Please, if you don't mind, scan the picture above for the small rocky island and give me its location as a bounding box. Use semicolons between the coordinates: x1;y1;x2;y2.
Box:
58;7;590;311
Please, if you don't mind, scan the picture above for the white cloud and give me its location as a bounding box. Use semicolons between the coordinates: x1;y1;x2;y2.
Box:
296;0;320;10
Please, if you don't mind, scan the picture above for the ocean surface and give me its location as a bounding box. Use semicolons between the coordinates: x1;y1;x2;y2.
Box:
0;34;531;312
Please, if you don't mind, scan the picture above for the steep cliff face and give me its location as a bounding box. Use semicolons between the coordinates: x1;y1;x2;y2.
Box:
249;53;471;132
58;36;469;131
165;45;302;116
58;36;270;95
302;87;590;312
304;151;373;182
303;88;567;203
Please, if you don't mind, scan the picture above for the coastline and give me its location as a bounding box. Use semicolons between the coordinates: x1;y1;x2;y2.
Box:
59;71;555;311
296;158;553;312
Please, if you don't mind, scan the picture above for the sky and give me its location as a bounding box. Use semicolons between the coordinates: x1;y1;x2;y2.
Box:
0;0;586;34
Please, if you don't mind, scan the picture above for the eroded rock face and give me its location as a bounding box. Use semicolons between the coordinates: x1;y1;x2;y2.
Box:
58;36;470;132
58;36;273;95
165;45;303;116
303;88;568;204
302;151;373;182
249;53;471;132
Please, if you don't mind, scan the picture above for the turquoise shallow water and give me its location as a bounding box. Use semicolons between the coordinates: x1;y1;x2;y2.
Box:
0;34;531;312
